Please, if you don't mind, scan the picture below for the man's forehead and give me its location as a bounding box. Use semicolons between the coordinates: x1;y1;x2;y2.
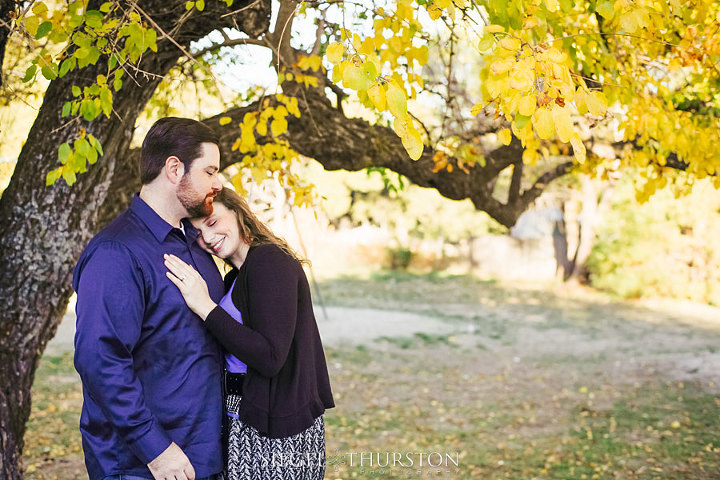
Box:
192;143;220;169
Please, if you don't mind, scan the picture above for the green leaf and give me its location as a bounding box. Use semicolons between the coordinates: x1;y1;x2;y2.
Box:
58;143;72;164
85;10;104;29
343;64;374;91
80;98;98;121
62;101;72;117
62;167;77;185
87;145;98;164
109;54;118;69
72;85;81;97
144;28;157;53
36;21;53;39
23;65;37;82
59;58;74;77
41;65;58;80
363;61;378;82
88;134;104;156
478;34;495;52
75;137;91;158
113;75;123;91
75;47;90;59
99;86;113;117
100;2;113;13
46;168;60;186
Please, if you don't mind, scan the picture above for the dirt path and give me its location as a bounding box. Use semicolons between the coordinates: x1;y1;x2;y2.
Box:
45;303;456;354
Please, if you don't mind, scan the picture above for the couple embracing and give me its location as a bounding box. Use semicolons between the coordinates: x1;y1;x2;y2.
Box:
73;117;334;480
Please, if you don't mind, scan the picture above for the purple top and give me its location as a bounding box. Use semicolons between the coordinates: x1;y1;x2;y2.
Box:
218;278;247;373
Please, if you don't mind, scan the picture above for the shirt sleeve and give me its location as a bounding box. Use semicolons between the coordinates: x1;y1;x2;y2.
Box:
205;245;298;378
73;241;172;464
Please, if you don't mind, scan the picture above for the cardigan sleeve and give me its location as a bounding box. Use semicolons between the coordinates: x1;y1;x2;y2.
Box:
205;245;298;378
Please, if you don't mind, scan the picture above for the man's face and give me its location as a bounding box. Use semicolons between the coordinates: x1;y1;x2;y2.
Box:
177;142;222;217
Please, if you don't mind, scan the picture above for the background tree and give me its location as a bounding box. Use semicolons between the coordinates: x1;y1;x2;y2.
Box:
1;0;719;478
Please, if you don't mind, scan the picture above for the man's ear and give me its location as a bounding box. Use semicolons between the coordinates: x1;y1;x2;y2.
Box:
164;156;184;184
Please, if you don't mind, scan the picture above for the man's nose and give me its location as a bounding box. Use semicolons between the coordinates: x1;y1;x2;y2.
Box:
212;176;222;192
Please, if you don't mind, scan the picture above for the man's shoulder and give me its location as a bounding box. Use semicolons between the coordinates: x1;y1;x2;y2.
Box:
92;209;147;245
74;210;148;284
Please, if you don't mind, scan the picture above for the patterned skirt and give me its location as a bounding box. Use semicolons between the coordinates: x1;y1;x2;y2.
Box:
224;394;326;480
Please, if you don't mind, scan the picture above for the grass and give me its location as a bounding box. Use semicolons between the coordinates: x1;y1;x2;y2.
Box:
22;272;720;479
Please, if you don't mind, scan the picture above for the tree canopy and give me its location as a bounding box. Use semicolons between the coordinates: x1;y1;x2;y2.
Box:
4;0;719;225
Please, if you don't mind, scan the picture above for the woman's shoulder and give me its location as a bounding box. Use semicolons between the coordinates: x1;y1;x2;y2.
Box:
247;243;298;270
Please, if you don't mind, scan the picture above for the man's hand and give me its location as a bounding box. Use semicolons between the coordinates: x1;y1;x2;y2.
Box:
147;442;195;480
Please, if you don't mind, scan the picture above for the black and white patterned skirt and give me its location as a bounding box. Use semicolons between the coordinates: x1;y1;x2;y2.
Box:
223;394;326;480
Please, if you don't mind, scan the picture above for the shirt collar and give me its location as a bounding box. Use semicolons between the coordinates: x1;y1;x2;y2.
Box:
130;194;181;243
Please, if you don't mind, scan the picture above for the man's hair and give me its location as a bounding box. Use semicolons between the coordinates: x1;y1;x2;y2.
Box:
140;117;220;185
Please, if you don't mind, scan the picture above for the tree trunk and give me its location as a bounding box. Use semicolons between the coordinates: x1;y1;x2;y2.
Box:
0;1;270;478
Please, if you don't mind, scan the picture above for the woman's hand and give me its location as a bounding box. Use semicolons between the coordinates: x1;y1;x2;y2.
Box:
164;254;217;320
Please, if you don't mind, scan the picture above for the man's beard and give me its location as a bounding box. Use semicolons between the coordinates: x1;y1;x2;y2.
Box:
178;174;215;217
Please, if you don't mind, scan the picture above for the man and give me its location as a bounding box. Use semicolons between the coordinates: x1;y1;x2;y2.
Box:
73;117;225;480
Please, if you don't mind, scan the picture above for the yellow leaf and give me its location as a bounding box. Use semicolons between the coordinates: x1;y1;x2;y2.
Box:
393;116;409;138
219;116;232;126
518;95;536;116
509;68;533;91
485;24;504;33
427;4;443;20
270;118;287;137
24;16;40;36
471;103;484;116
499;37;521;51
402;127;424;160
326;42;344;64
368;83;386;111
490;58;514;75
498;128;512;145
386;82;408;118
575;87;588;114
552;105;573;143
587;91;608;116
32;3;48;15
256;120;267;136
533;107;554;139
415;45;429;65
544;0;558;11
571;134;586;163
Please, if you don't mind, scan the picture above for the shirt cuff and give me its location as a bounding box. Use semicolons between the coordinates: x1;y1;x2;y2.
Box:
127;420;173;465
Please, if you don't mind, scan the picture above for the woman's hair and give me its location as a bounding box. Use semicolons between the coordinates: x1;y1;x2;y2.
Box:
214;187;307;265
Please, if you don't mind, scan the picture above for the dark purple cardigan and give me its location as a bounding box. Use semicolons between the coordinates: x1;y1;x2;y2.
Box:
204;244;334;438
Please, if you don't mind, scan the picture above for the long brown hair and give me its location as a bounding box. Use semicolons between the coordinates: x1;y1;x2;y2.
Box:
214;187;307;265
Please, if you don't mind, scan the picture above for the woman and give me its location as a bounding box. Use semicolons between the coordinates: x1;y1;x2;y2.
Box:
163;187;334;480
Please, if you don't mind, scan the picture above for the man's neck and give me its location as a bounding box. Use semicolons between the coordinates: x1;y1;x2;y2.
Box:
139;185;185;228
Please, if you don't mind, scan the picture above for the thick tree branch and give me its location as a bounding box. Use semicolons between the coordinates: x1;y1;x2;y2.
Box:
110;87;570;228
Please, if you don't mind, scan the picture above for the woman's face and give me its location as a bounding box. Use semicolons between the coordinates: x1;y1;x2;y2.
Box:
191;202;245;259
